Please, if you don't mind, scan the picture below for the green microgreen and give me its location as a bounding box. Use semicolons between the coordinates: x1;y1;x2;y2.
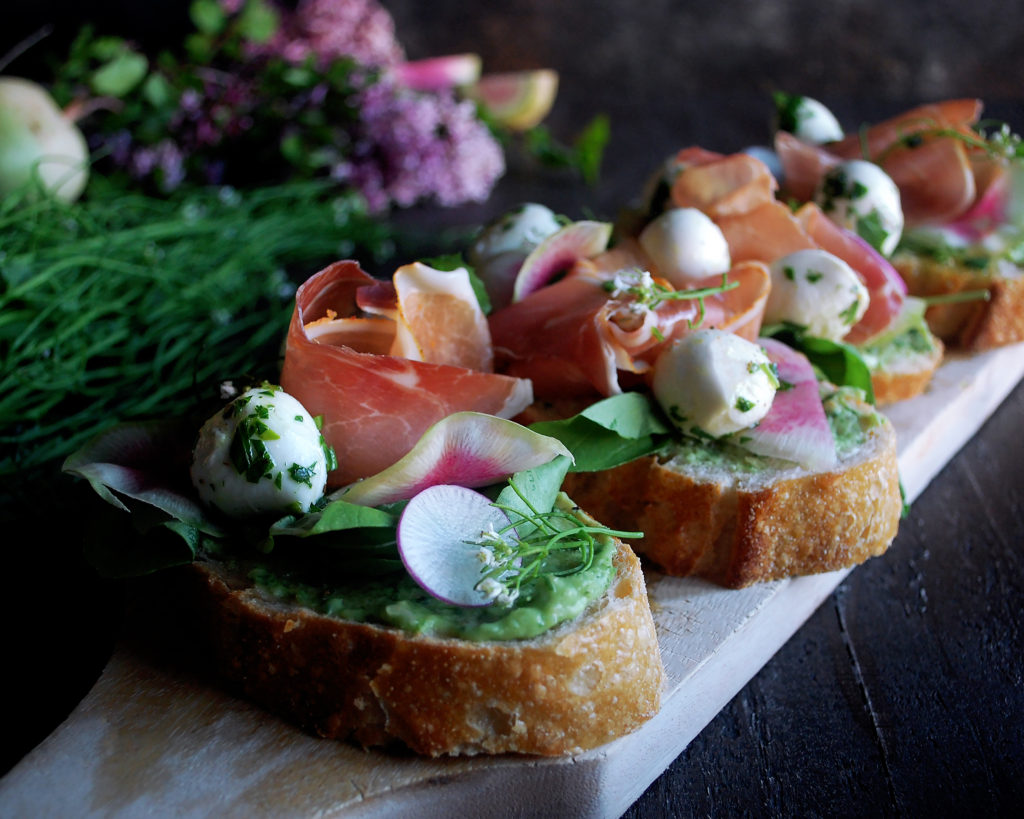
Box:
602;269;738;328
472;479;641;606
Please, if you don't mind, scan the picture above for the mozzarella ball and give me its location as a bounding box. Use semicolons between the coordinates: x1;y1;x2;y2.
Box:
468;203;561;265
638;208;731;286
765;249;870;341
814;159;904;256
780;95;844;144
190;385;332;518
652;329;778;439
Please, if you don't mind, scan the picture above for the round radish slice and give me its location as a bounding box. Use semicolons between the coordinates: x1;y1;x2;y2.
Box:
398;484;517;607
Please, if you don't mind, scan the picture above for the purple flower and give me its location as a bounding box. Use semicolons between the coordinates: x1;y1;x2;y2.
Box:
257;0;405;68
333;80;504;212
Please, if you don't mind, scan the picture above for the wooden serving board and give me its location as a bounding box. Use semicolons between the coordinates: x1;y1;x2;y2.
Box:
2;344;1023;819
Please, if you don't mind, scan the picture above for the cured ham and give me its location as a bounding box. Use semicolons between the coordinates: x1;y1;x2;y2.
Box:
280;261;533;486
641;148;908;344
775;98;985;226
489;257;770;399
795;204;906;344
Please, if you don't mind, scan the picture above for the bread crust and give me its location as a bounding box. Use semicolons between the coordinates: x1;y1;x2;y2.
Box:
870;336;944;406
186;536;664;757
893;254;1024;351
562;419;902;588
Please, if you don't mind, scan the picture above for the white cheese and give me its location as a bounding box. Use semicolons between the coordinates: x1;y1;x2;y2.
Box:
468;202;561;264
652;329;777;438
814;159;904;256
638;207;731;286
765;248;870;341
786;96;844;144
190;385;331;518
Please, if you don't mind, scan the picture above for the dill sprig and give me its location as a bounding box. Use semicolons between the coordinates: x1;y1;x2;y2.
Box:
0;180;395;489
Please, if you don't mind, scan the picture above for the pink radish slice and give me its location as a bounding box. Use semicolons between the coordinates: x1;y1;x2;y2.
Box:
339;411;572;507
512;221;612;302
398;484;515;607
742;338;837;472
946;163;1010;241
391;54;482;92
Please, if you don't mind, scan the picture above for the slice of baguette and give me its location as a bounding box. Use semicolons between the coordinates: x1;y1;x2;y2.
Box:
892;253;1024;351
561;393;901;588
866;335;944;406
184;529;664;757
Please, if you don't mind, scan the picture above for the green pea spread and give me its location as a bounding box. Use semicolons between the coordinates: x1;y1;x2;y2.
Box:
246;520;617;643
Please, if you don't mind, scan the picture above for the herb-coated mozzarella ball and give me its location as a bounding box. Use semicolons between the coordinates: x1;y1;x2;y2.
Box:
468;203;561;265
815;159;904;256
652;329;778;439
190;385;334;518
638;207;731;286
775;93;844;144
765;249;870;341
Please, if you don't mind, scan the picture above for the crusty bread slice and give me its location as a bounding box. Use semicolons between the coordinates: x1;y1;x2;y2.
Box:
893;253;1024;351
185;531;664;757
868;335;944;406
561;394;901;588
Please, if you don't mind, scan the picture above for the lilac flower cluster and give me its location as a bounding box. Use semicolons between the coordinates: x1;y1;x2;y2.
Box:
92;0;504;210
251;0;406;68
333;79;505;211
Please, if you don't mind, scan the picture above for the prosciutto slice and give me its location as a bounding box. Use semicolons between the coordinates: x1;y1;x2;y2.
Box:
281;261;533;486
795;204;906;344
489;258;770;399
775;98;984;226
651;147;906;344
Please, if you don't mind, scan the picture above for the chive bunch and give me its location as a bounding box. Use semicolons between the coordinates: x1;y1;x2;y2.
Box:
0;180;393;498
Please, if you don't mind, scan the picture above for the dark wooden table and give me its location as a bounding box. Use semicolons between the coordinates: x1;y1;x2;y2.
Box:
4;2;1024;815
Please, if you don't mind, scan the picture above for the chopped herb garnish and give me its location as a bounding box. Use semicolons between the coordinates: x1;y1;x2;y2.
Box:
288;462;318;488
735;396;755;412
855;210;890;254
229;415;278;483
839;299;862;325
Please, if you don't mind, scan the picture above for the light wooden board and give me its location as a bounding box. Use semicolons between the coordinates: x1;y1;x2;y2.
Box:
2;343;1023;819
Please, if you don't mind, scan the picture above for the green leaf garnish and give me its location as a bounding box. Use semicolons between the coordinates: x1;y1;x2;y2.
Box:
528;393;670;472
762;324;875;404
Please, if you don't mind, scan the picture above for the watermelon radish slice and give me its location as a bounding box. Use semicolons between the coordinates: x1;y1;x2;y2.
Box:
740;338;837;472
339;411;572;507
397;484;516;607
946;162;1012;241
512;220;612;302
466;69;559;131
392;54;482;92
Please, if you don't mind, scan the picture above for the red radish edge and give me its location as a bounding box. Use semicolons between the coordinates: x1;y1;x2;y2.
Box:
512;221;612;302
